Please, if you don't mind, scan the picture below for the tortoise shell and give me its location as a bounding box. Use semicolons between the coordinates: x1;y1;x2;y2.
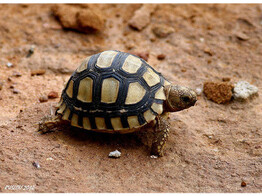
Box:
56;50;170;133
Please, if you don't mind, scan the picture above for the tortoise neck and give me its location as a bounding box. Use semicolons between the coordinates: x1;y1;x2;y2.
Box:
163;85;173;112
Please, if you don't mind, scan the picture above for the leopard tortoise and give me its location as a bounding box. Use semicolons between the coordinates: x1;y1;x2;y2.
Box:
39;50;197;156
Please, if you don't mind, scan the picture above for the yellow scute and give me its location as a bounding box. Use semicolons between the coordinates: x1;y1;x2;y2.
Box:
71;113;80;127
66;80;74;98
62;108;71;120
76;56;91;72
154;87;166;100
143;109;155;123
77;77;93;103
151;103;163;114
127;116;140;128
125;82;146;105
83;117;91;130
111;117;123;130
122;55;142;73
57;103;66;114
142;68;160;87
95;117;107;130
96;51;118;68
101;77;119;103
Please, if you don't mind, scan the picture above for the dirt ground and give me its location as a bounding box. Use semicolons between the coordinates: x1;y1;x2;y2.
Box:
0;4;261;193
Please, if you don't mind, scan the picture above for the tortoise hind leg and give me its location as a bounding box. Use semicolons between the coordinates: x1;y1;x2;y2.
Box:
38;115;64;134
151;114;170;157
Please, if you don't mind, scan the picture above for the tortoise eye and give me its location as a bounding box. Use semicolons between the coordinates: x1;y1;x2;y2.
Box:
181;96;190;102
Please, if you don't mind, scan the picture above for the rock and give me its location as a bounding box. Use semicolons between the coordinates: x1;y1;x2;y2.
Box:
12;71;22;77
108;150;121;158
203;47;213;56
157;54;166;60
181;68;187;72
26;45;35;58
152;24;175;38
203;82;234;104
39;95;48;103
241;181;247;187
235;32;249;40
195;87;203;96
76;10;104;32
9;84;15;89
6;62;13;68
233;81;258;100
222;77;231;82
0;81;3;90
7;77;12;82
128;4;157;31
48;91;59;99
150;155;158;159
32;161;40;169
12;88;20;94
52;5;105;33
131;51;149;61
31;69;46;76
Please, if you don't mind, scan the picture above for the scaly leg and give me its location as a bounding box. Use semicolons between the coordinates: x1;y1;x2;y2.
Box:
151;114;170;157
38;115;64;134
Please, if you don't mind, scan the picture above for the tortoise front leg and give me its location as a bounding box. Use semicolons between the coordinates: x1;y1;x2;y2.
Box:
38;115;64;134
151;114;170;157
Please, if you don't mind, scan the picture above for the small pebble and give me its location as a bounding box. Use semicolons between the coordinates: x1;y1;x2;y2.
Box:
157;54;166;60
32;161;40;169
9;84;16;89
132;52;149;61
222;77;231;82
108;150;121;158
233;81;258;100
0;81;3;90
181;68;187;72
203;48;213;56
39;95;48;103
235;32;249;41
13;88;20;94
6;62;13;68
12;71;22;77
241;181;247;187
152;24;174;38
27;45;35;58
46;157;54;161
150;155;158;159
31;69;46;76
48;91;59;99
195;87;203;95
200;37;205;42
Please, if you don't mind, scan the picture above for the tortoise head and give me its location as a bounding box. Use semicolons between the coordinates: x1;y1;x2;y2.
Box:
164;85;197;112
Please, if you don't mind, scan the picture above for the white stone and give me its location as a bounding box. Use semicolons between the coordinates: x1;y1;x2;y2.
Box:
108;150;121;158
195;87;203;95
150;155;158;159
6;62;13;67
233;81;258;100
